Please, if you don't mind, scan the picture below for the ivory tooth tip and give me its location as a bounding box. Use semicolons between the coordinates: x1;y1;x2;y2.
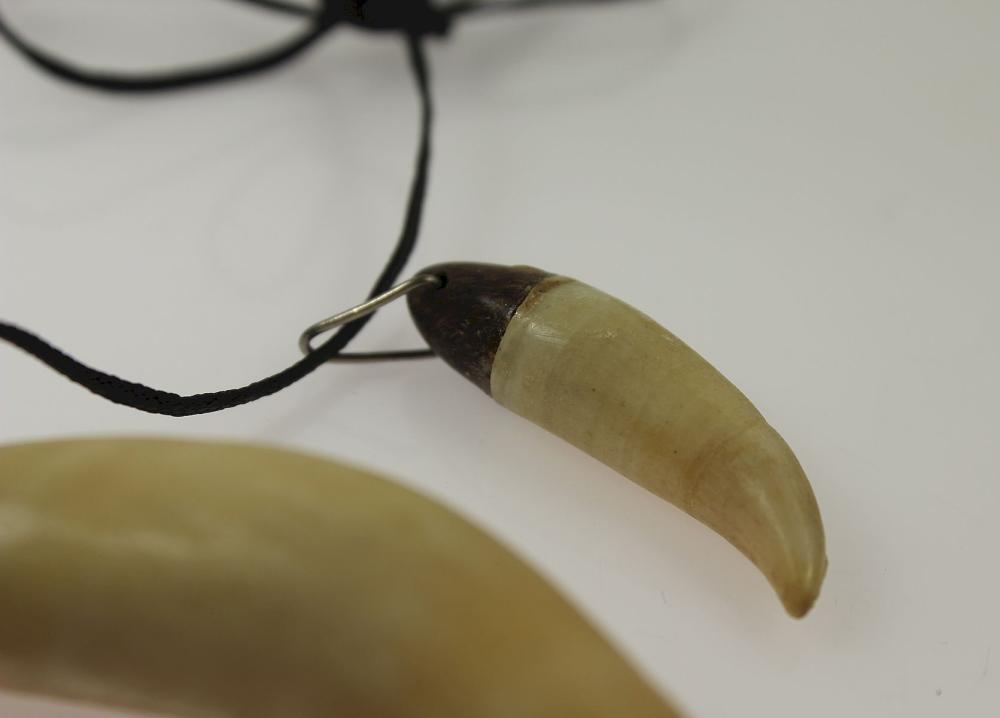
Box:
768;464;827;619
780;556;827;619
763;465;827;619
686;420;827;617
767;515;827;618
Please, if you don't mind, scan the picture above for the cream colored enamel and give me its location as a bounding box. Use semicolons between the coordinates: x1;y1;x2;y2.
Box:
492;279;827;617
0;438;680;718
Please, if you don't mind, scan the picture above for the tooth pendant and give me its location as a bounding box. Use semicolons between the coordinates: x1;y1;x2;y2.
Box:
409;263;828;617
0;438;681;718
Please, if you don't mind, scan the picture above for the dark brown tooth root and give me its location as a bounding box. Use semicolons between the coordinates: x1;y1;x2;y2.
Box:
407;262;552;393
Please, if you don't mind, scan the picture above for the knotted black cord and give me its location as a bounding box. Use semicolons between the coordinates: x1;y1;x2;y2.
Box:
0;0;631;416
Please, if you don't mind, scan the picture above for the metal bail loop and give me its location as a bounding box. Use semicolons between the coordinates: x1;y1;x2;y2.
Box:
298;273;443;362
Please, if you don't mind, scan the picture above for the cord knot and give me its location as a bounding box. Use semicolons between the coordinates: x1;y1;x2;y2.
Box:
341;0;453;37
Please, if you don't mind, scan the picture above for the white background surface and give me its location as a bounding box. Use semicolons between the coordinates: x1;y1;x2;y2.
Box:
1;1;999;716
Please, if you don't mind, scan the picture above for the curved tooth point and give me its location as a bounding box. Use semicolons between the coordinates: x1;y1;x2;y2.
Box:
689;420;827;618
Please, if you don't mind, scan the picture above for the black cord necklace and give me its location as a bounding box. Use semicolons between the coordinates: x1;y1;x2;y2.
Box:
0;0;829;618
0;0;620;415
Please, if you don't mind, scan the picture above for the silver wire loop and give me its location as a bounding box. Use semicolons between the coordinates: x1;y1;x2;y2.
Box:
298;273;443;363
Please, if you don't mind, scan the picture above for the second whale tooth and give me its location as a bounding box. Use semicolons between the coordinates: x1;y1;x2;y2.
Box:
0;438;682;718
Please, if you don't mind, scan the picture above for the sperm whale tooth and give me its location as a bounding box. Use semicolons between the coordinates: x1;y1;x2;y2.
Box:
0;438;682;717
409;262;827;616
